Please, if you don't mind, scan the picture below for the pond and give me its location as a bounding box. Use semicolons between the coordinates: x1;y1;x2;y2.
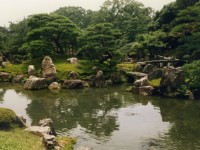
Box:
1;83;200;150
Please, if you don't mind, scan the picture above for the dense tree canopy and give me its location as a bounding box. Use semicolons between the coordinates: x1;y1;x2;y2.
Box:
176;0;199;9
95;0;153;42
53;6;94;29
20;14;80;58
1;0;199;66
0;27;8;51
78;23;121;63
131;1;200;60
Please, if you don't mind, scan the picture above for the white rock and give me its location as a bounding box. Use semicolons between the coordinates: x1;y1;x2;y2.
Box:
25;126;51;136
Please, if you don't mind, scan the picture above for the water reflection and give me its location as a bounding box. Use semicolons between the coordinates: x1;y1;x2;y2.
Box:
1;83;200;149
152;99;200;150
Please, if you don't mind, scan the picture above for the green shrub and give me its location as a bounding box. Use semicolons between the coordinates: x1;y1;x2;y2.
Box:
0;108;17;129
191;50;200;60
183;60;200;89
176;85;189;99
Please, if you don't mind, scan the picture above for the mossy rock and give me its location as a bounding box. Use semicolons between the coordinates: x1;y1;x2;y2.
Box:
56;136;77;150
148;78;161;87
0;108;18;129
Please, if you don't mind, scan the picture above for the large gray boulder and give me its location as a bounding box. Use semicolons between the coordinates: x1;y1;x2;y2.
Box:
134;76;149;87
139;86;154;96
12;74;24;83
134;62;147;72
126;72;147;83
160;67;185;97
25;126;51;136
24;76;48;90
41;56;57;82
62;80;84;89
148;68;163;80
111;73;122;84
39;118;56;136
90;70;107;88
25;118;58;150
48;82;60;90
68;71;80;79
132;76;154;96
43;134;56;149
142;64;154;74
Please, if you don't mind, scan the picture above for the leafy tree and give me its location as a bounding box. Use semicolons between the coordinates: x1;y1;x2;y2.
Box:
0;27;8;51
78;23;121;65
154;2;178;31
169;2;200;58
19;40;52;58
176;0;199;9
184;60;200;89
177;32;200;58
20;14;80;58
93;0;152;42
53;6;95;29
132;30;167;59
1;22;30;62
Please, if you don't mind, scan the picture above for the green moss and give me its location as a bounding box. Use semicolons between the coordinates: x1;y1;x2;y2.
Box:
148;78;161;87
56;136;77;150
54;59;83;80
0;58;118;80
0;128;45;150
0;58;91;80
0;63;26;75
0;58;42;76
0;108;17;129
117;63;136;72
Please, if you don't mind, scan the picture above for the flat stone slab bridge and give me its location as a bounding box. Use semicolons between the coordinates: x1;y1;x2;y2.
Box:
144;60;188;67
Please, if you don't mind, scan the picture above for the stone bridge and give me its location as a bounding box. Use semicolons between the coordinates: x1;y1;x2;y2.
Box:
144;60;187;68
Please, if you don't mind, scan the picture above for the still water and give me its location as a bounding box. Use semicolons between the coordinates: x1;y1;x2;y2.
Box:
1;83;200;150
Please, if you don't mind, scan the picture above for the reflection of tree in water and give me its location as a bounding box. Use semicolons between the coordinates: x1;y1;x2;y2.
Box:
152;98;200;150
0;89;5;102
24;87;127;137
1;83;151;138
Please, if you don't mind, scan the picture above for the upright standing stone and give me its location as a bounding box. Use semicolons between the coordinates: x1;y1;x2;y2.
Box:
160;67;185;97
41;56;57;83
28;65;36;76
90;70;107;88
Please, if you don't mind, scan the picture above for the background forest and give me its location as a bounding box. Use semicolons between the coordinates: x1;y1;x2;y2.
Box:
0;0;200;88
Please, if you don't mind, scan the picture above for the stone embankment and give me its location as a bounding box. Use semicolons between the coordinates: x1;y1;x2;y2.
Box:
125;55;194;99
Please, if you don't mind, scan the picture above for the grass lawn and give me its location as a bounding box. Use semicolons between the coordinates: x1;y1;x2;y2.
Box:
0;58;87;79
0;58;119;80
0;128;45;150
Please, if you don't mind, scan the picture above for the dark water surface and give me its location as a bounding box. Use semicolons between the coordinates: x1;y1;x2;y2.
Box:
1;83;200;150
